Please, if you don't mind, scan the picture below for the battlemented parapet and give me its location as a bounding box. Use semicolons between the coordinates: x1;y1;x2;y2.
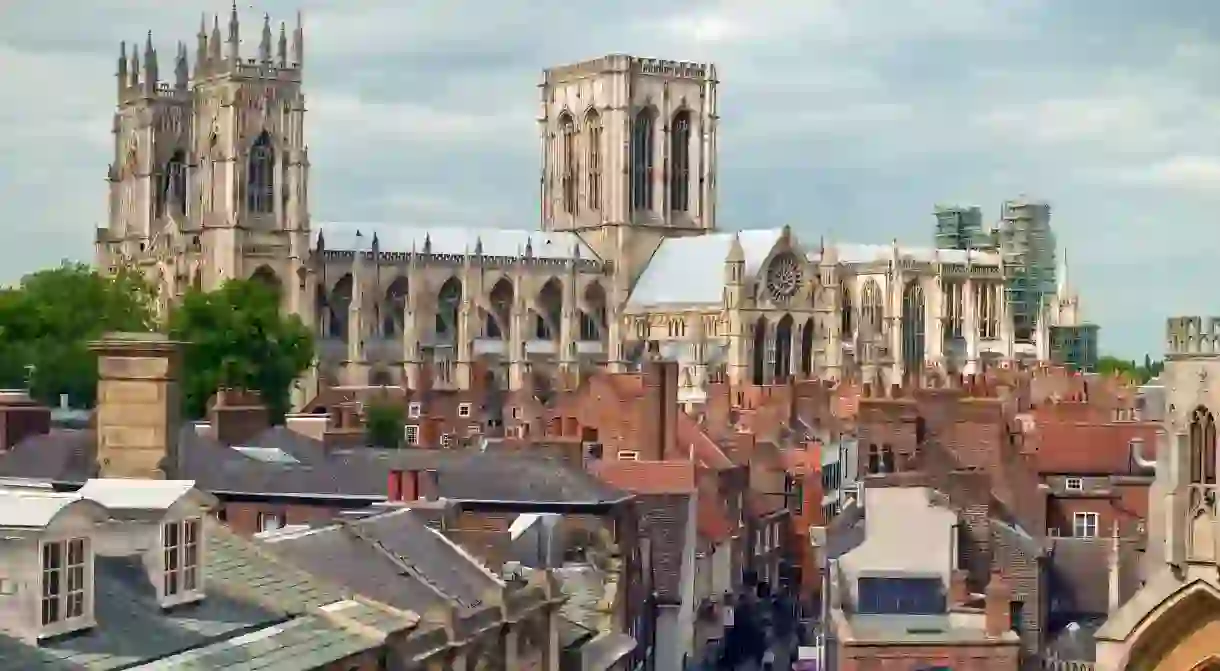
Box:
1165;316;1220;357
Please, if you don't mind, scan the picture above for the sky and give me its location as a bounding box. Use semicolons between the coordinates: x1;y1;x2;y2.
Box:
2;1;1219;358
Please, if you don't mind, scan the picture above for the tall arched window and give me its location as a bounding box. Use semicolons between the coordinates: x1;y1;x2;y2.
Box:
631;109;654;212
247;131;275;214
669;110;691;212
559;114;578;215
840;284;854;338
1190;406;1217;485
585;111;603;211
157;150;187;217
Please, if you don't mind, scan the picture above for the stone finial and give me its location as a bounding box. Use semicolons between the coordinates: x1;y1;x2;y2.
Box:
277;21;288;67
259;13;273;63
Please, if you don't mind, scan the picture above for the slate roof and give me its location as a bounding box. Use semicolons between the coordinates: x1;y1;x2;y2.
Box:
0;519;390;670
626;229;783;309
262;507;503;614
0;426;628;512
335;447;630;506
633;493;692;604
0;427;385;501
315;222;597;261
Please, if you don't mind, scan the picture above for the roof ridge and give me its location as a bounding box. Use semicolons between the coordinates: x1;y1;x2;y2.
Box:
340;520;465;608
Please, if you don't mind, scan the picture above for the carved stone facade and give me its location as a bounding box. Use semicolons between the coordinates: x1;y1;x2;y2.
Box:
1094;316;1220;670
95;8;1029;410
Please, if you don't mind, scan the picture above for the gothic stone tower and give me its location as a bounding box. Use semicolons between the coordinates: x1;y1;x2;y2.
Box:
539;55;719;289
97;6;311;324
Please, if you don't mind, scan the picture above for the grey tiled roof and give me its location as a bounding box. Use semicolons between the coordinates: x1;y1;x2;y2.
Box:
261;525;449;612
347;508;501;608
0;520;382;670
130;613;377;670
335;447;629;505
0;429;626;507
634;493;691;603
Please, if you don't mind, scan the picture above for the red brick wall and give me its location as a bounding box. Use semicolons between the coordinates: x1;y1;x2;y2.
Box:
837;641;1019;670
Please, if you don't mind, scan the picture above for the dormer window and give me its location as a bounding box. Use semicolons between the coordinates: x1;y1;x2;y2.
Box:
40;537;90;629
161;517;202;604
408;402;422;419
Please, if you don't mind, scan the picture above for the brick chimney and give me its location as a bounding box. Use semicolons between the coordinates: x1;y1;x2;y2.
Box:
0;389;51;451
984;569;1013;637
642;360;679;460
389;468;439;501
89;332;184;479
207;389;269;445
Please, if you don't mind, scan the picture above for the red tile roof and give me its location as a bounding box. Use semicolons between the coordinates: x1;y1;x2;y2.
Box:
592;459;697;494
1033;421;1159;475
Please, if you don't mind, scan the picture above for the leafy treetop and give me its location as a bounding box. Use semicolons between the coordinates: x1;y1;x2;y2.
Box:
167;277;314;422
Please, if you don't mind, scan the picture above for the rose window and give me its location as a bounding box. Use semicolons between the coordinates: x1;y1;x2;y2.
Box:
765;253;803;301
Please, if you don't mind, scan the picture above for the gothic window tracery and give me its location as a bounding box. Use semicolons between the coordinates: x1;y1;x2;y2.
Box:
559;113;578;215
581;282;607;341
631;109;655;212
976;282;999;339
669;110;691;213
585;111;603;211
435;277;463;342
902;281;926;379
836;285;853;340
157;150;187;218
860;279;883;336
247;131;275;214
765;253;802;302
1190;405;1216;485
488;278;514;339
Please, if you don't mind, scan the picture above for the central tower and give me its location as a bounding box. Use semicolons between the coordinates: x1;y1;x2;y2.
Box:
539;55;719;234
539;55;719;284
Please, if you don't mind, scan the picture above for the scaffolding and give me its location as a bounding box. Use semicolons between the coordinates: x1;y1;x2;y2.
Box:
933;205;993;251
997;198;1057;343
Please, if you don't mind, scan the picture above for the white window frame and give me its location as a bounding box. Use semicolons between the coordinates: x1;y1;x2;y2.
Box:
1065;477;1083;492
407;402;422;419
439;434;453;449
1073;512;1099;539
457;402;472;418
39;536;91;636
258;512;283;533
405;424;420;446
160;517;203;605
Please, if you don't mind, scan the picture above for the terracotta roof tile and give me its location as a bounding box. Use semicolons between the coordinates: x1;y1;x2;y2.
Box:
1033;421;1159;475
675;413;735;470
592;459;697;495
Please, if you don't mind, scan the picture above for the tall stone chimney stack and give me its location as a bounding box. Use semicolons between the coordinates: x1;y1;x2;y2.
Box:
90;332;184;479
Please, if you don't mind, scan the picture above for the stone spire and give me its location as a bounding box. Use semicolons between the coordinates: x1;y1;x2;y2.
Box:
195;14;208;77
210;15;222;64
117;41;128;98
277;21;288;67
142;32;158;96
227;1;240;63
259;14;272;63
292;11;305;68
175;42;189;91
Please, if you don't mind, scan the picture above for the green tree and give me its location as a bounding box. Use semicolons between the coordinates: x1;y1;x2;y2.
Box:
0;263;156;406
167;278;313;422
1096;355;1137;380
364;401;406;448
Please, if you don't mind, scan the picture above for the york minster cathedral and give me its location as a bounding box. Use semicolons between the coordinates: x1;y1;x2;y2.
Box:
96;7;1069;408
